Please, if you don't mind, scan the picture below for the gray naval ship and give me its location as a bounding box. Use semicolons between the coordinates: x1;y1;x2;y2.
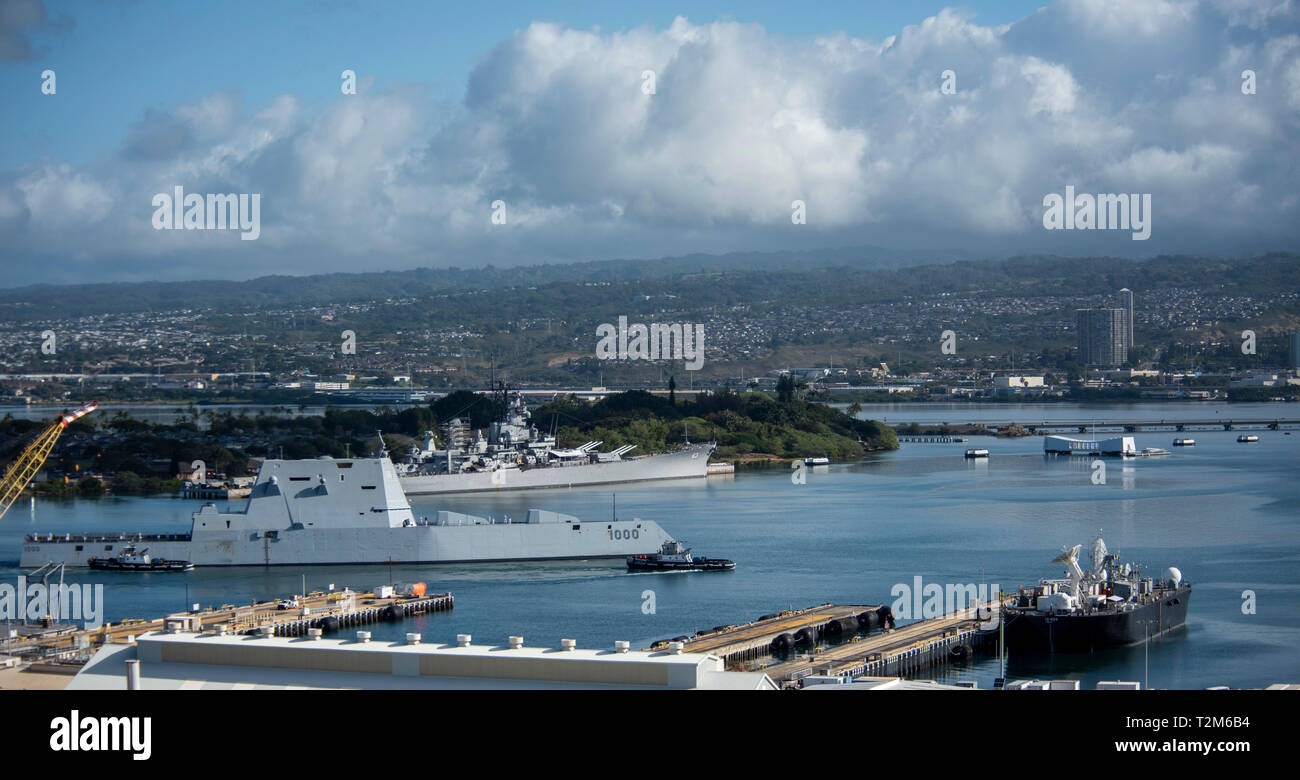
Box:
21;455;674;568
396;392;714;495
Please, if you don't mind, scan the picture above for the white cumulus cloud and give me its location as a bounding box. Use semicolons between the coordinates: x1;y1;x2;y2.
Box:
1;0;1298;283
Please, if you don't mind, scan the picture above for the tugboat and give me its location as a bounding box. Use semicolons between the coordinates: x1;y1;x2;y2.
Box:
88;544;194;572
1003;535;1190;653
627;540;734;572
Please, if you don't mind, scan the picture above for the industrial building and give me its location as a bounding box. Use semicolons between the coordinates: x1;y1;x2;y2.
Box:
993;375;1045;390
66;629;777;690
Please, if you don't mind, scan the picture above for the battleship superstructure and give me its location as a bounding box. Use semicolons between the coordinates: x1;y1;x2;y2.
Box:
396;392;715;495
1003;536;1191;653
21;455;674;567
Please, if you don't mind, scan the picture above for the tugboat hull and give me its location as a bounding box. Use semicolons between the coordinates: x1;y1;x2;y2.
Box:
1005;585;1191;653
88;559;194;572
626;557;734;572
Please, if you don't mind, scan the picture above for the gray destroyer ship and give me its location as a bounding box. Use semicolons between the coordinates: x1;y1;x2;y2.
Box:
21;455;674;567
396;392;714;495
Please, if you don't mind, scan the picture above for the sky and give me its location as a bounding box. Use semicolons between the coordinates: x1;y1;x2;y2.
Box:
1;0;1297;286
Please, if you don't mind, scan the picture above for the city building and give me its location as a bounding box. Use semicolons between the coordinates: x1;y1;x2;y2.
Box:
1291;331;1300;370
1118;288;1134;353
1230;370;1300;388
1076;308;1128;367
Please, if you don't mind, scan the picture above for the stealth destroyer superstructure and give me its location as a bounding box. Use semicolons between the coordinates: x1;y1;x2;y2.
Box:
21;455;674;567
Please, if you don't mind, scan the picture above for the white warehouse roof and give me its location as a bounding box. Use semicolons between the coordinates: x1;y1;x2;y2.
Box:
68;631;777;691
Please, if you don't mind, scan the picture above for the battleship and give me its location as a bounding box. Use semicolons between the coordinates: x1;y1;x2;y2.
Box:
1002;536;1191;653
20;454;675;567
396;392;715;495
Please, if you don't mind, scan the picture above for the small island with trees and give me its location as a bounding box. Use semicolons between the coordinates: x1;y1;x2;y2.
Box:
530;383;898;465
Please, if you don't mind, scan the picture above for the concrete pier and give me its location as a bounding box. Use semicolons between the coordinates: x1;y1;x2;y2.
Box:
4;589;454;661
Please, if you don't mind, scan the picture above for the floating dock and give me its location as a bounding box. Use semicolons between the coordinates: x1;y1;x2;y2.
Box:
654;603;892;667
763;610;993;683
674;599;1010;686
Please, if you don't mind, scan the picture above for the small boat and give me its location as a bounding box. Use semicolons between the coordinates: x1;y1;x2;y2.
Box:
965;448;990;458
88;544;194;572
1172;438;1195;446
1237;434;1259;443
627;540;734;572
1136;447;1170;457
803;457;830;466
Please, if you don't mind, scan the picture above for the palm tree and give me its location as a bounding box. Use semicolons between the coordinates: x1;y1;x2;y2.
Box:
776;374;795;404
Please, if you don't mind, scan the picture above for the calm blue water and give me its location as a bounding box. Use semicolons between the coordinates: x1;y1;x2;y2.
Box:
2;403;1297;689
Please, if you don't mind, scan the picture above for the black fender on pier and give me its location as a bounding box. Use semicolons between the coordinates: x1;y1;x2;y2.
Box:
877;605;895;628
770;633;796;652
823;617;857;639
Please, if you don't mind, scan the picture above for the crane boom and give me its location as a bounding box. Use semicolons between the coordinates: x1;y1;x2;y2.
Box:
0;402;97;522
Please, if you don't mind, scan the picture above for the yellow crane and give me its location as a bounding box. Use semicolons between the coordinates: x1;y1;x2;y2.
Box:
0;402;97;522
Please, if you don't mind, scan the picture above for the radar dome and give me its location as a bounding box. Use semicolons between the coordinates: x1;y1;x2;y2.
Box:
1164;567;1182;588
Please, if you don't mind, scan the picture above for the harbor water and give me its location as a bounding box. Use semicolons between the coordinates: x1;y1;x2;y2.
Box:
2;402;1297;689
